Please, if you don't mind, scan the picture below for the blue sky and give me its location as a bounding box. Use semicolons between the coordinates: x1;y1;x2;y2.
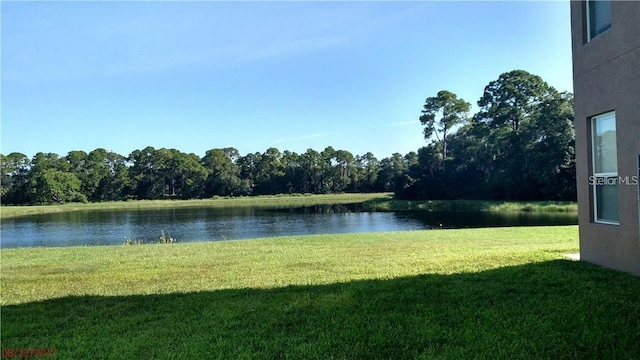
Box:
1;1;573;160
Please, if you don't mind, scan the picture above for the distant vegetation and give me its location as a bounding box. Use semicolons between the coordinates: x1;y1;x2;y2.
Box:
1;70;576;205
0;193;388;219
363;198;578;213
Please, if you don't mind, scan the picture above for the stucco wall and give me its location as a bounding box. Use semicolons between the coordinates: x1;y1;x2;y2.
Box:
570;0;640;274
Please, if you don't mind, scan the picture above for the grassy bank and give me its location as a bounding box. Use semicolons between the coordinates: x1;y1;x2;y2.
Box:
363;198;578;212
0;193;390;219
3;226;639;358
1;193;577;220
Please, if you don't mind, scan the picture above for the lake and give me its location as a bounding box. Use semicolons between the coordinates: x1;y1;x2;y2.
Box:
1;204;578;248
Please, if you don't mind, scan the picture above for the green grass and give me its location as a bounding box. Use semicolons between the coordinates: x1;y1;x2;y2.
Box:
3;226;639;358
0;193;390;219
363;198;578;212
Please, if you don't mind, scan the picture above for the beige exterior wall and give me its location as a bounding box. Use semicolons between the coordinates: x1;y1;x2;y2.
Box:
570;0;640;274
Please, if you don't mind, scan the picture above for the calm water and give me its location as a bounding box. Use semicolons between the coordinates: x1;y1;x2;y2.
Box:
1;204;577;248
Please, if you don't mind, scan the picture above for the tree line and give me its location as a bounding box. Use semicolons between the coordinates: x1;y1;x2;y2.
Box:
404;69;576;201
0;70;576;205
0;146;403;204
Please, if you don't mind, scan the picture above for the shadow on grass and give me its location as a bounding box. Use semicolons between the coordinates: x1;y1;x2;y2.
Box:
2;260;639;359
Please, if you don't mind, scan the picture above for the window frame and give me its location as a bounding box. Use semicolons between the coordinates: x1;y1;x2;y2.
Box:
591;111;619;225
585;0;612;42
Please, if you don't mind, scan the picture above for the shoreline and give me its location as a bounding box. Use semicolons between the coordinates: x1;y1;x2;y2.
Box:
1;193;577;219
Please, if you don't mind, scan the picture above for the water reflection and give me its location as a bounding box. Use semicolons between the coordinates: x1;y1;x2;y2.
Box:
395;211;578;229
1;204;577;248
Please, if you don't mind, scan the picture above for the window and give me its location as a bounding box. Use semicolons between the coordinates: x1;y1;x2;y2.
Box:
586;0;612;41
591;111;618;224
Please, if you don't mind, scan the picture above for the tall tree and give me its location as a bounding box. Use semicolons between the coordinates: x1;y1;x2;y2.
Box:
66;149;115;201
332;149;355;192
318;147;339;193
376;153;415;194
521;91;576;200
254;147;285;194
97;150;130;201
156;148;207;198
281;150;302;193
355;152;379;192
32;169;87;204
473;70;557;199
237;152;261;194
300;149;324;193
0;152;30;204
128;146;163;199
27;152;72;203
419;90;470;165
475;70;548;132
202;148;246;196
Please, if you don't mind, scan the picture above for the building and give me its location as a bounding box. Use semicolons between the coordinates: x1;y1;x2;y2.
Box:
570;0;640;274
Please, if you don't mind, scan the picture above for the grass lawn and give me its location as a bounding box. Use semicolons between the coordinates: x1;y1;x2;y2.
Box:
2;226;639;358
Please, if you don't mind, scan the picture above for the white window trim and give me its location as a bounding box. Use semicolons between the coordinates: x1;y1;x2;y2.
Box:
591;111;619;225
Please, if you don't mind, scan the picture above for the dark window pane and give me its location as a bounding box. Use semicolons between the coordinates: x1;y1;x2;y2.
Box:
596;181;619;223
589;0;612;39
